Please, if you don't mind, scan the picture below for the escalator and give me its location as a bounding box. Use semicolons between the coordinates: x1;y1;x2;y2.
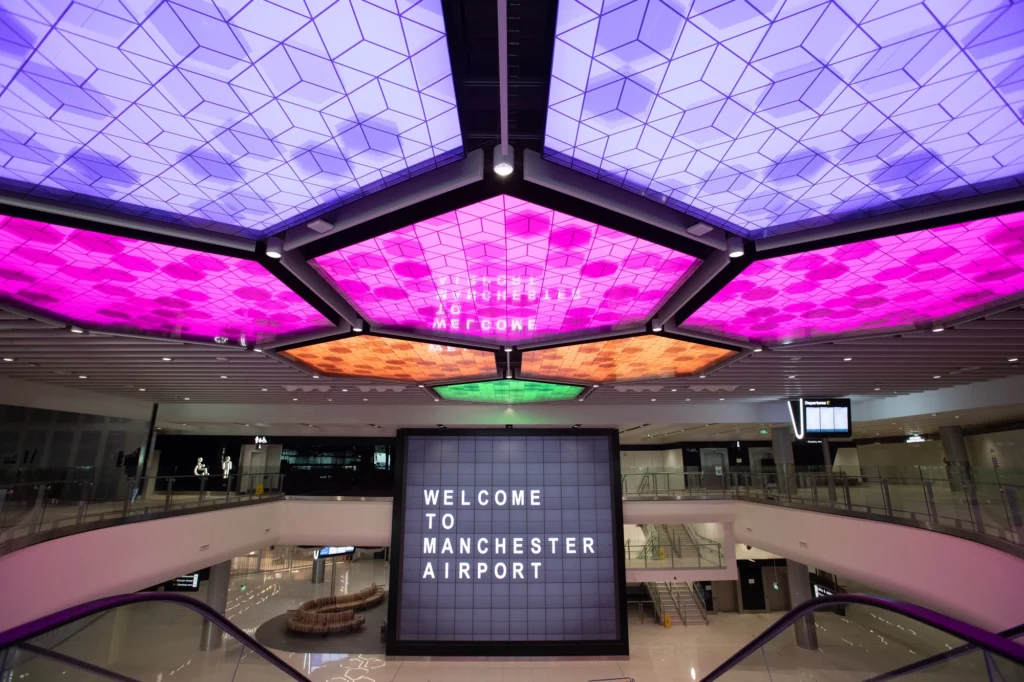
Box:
700;594;1024;681
0;592;310;681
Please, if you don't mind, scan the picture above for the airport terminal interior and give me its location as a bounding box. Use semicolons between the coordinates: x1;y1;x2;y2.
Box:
1;0;1024;679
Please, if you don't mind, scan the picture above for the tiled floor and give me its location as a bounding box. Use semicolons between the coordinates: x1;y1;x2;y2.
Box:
2;560;1002;682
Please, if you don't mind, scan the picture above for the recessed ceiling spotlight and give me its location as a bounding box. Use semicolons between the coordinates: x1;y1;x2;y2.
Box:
578;398;584;402
650;398;656;402
752;347;762;353
342;388;348;392
719;397;725;401
954;415;959;419
312;375;319;379
788;375;796;379
874;387;880;391
363;398;368;401
435;398;440;402
293;398;298;401
184;397;190;401
749;388;755;391
418;384;425;388
1010;358;1019;362
265;236;284;259
352;319;364;332
933;375;941;379
138;388;146;391
843;357;852;362
261;388;268;392
651;318;663;332
726;236;744;258
162;357;172;362
328;398;333;402
699;374;706;379
686;398;690;402
2;357;13;362
253;347;263;353
671;388;677;392
78;375;87;379
932;324;944;332
220;375;227;379
493;143;514;176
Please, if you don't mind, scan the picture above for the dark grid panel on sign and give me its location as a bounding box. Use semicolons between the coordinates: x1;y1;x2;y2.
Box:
398;435;618;642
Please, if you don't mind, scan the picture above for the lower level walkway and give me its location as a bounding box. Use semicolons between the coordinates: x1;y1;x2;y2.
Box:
9;557;991;682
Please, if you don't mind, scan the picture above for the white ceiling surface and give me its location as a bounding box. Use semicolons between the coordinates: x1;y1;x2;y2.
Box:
1;307;1024;434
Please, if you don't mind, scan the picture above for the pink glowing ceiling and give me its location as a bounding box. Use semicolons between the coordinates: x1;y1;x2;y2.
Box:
684;212;1024;344
311;195;700;343
0;215;333;344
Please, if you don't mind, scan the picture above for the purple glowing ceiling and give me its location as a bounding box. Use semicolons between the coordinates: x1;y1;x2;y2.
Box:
545;1;1024;237
312;194;700;344
0;215;333;343
0;0;461;236
683;211;1024;344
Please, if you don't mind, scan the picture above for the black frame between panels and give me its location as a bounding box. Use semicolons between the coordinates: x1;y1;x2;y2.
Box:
386;427;629;658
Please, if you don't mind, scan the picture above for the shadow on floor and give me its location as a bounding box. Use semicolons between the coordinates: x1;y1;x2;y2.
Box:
254;595;388;654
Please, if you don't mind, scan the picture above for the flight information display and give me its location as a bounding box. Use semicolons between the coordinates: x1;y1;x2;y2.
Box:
790;398;853;439
388;430;627;656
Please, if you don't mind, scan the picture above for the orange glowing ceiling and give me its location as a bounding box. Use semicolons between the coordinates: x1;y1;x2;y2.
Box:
520;335;736;384
280;335;499;383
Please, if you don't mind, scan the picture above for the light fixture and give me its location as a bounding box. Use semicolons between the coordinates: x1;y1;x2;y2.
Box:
699;374;706;379
670;388;677;392
726;236;744;258
328;398;333;402
503;346;512;353
307;218;333;233
932;324;944;332
261;388;268;392
719;397;725;401
1010;358;1019;362
874;387;880;391
352;319;364;332
788;375;796;379
843;357;852;362
342;388;348;392
253;347;263;353
493;143;514;176
2;357;12;362
592;384;599;388
312;375;319;379
363;398;368;401
418;384;425;388
265;236;284;259
138;388;146;391
293;398;298;401
752;347;762;352
78;375;87;379
70;326;84;334
933;375;941;379
651;398;656;402
434;398;440;402
220;375;227;379
749;388;755;391
184;397;190;401
578;398;584;402
651;318;663;332
162;357;172;362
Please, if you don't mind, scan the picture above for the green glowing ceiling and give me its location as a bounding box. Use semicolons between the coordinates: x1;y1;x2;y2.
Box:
434;379;583;404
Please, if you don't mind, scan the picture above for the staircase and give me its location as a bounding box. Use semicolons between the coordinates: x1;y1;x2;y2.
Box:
645;581;708;626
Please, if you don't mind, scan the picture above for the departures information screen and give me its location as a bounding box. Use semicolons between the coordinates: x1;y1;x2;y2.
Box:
387;430;628;656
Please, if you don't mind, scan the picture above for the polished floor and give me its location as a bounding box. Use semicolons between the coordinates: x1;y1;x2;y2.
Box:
3;559;1004;682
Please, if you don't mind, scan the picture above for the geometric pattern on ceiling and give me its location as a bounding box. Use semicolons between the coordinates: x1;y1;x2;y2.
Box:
0;214;333;345
0;0;461;236
279;334;498;384
683;210;1024;344
311;194;701;345
544;1;1024;238
520;333;736;383
434;378;585;404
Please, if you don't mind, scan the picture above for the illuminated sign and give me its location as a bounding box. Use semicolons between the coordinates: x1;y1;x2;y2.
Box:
255;436;268;445
520;335;735;384
165;573;201;592
684;211;1024;344
281;335;499;384
388;430;627;656
788;398;852;439
0;216;333;345
435;379;583;404
312;195;701;344
906;435;926;444
315;546;355;560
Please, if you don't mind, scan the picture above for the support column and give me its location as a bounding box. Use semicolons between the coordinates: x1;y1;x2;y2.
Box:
939;426;970;492
821;439;837;503
199;560;231;651
771;427;796;498
786;560;818;650
312;556;326;584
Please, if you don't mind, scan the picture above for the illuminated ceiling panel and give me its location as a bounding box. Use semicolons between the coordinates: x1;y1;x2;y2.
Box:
545;1;1024;237
435;378;584;404
280;335;498;383
0;0;461;236
0;215;332;344
312;194;700;344
521;334;736;383
683;211;1024;344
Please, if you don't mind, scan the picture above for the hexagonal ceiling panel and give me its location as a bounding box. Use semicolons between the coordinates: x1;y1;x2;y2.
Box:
434;378;584;404
0;0;461;236
0;214;332;344
312;194;701;345
545;1;1024;238
520;334;736;384
683;210;1024;344
280;334;498;383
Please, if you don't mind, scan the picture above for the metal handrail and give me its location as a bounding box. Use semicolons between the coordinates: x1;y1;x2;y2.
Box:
687;581;708;625
867;622;1024;682
698;594;1024;682
0;592;310;682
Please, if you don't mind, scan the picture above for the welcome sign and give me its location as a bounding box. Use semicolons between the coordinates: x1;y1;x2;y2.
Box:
387;430;628;656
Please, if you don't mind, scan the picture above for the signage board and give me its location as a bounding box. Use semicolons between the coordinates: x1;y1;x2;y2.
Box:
315;546;355;559
387;429;628;656
788;398;852;439
165;573;201;592
813;584;834;599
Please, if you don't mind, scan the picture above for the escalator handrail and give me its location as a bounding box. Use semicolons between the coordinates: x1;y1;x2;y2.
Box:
0;591;310;682
865;622;1024;682
699;594;1024;682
